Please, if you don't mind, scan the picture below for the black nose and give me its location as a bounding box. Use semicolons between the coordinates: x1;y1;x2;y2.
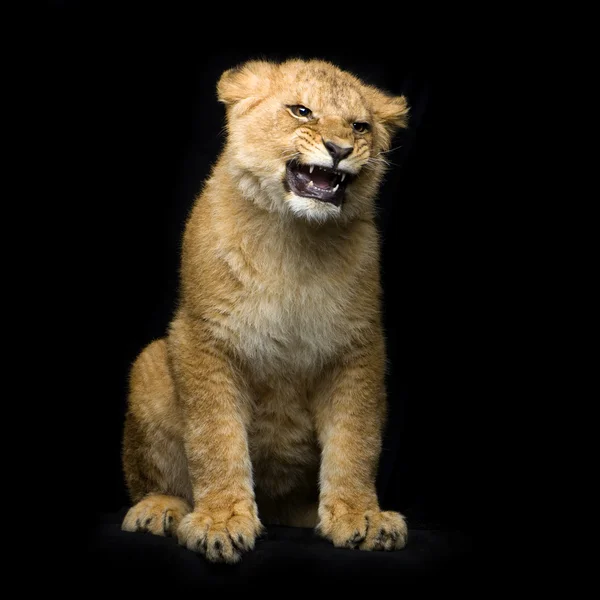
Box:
324;141;353;166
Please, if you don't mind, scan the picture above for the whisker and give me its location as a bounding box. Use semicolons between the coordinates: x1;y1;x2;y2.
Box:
376;145;403;156
280;150;301;161
361;156;397;172
371;155;395;167
361;162;380;172
365;158;390;168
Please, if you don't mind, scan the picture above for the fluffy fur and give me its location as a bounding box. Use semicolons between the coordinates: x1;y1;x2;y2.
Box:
122;59;409;563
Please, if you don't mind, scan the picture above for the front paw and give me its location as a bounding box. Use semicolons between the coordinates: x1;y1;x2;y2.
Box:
177;508;263;564
318;507;408;551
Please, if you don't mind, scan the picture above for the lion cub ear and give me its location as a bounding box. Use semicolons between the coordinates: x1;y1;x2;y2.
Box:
217;61;276;106
370;91;410;131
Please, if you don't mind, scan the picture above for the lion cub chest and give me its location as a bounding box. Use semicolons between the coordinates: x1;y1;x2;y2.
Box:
229;274;356;376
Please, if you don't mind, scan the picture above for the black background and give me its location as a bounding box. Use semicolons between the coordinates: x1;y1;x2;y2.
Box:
47;4;478;542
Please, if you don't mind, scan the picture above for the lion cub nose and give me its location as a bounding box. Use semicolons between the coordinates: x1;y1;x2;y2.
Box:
324;141;353;167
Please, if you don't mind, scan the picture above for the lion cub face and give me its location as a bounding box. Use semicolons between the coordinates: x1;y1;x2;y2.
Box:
218;60;409;223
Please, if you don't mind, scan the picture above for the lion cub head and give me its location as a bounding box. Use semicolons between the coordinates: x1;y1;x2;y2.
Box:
217;59;409;224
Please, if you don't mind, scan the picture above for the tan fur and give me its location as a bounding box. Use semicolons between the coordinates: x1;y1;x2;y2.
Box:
122;59;409;563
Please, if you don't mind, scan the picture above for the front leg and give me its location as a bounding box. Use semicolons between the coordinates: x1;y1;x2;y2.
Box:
169;318;262;563
314;336;408;551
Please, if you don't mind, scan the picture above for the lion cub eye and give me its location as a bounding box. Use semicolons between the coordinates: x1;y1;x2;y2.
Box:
289;105;313;118
352;122;370;133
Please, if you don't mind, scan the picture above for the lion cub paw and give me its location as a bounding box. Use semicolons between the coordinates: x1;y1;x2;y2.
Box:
319;509;408;551
177;508;263;564
122;494;191;537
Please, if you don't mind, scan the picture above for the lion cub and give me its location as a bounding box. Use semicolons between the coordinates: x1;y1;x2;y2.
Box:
122;59;410;563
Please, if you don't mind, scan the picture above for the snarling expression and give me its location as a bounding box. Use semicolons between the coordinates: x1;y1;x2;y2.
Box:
218;60;408;223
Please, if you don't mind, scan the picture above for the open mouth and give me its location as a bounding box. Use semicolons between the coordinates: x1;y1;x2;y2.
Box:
285;160;354;207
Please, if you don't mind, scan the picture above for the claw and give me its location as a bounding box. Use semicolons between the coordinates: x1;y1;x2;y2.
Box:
229;533;245;553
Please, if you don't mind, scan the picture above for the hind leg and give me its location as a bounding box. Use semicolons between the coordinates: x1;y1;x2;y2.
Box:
122;339;192;536
121;494;191;537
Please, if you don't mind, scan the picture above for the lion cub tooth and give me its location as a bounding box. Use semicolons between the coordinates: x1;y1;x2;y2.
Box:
333;184;339;192
341;174;346;182
309;166;314;174
308;181;314;187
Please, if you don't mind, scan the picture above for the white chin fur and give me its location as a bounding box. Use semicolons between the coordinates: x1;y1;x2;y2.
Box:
286;193;342;223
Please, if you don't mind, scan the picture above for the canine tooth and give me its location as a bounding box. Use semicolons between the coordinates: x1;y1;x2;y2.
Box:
308;181;314;187
333;184;339;192
309;165;314;173
341;174;346;182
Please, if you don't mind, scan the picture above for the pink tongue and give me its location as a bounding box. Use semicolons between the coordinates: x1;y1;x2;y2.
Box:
310;170;333;188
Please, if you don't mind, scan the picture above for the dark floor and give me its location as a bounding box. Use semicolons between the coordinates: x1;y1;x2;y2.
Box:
84;509;474;592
